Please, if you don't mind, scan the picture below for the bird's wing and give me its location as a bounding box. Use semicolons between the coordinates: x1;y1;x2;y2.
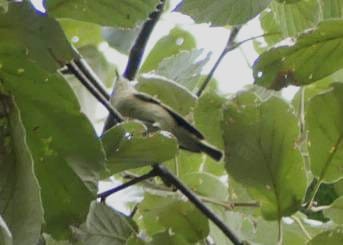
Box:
133;92;204;140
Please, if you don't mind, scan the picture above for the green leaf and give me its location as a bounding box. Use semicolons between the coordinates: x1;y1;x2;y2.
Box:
46;0;160;28
324;196;343;224
228;177;256;210
43;234;72;245
254;20;343;90
335;178;343;195
222;91;306;219
103;26;140;55
59;19;102;48
149;232;189;245
163;150;203;177
181;0;271;26
292;76;335;114
0;0;8;12
141;27;196;73
102;121;178;174
0;97;43;245
155;49;210;91
308;227;343;245
126;236;145;245
194;92;226;149
244;217;312;245
258;10;284;48
73;202;138;245
0;216;11;245
259;0;342;49
320;0;343;19
0;58;105;238
182;172;228;200
0;2;75;72
307;83;343;182
269;0;320;37
136;75;197;116
139;193;209;243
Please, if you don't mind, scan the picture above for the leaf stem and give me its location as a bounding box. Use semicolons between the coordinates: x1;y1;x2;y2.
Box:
277;219;283;245
292;215;312;240
199;195;259;210
196;26;241;97
306;178;322;209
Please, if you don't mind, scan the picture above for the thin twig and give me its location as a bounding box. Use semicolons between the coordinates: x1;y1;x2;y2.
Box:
123;0;166;80
232;32;280;50
305;178;321;210
196;26;241;97
238;46;252;69
98;169;159;201
199;195;259;210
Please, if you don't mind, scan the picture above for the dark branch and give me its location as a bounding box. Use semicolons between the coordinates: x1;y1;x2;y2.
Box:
153;164;245;245
123;0;166;80
97;169;158;201
74;58;110;100
196;26;241;97
65;62;124;123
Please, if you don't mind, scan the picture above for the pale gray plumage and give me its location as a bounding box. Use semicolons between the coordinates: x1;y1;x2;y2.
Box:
110;76;223;161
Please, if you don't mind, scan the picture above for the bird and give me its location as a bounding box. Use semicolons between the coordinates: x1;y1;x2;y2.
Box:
110;76;223;161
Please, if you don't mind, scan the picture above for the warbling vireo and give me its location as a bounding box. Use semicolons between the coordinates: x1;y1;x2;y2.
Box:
110;76;222;161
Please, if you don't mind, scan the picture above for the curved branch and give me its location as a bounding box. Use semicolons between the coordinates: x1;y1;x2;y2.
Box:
196;26;241;97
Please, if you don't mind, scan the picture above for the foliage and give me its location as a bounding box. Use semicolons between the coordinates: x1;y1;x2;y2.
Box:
1;0;343;244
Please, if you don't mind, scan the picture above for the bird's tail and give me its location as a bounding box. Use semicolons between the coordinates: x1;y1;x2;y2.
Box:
197;141;223;161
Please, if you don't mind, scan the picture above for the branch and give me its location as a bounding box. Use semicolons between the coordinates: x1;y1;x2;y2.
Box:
65;62;124;123
97;169;159;201
232;32;280;50
123;0;166;80
73;58;110;100
153;164;245;245
196;26;241;97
